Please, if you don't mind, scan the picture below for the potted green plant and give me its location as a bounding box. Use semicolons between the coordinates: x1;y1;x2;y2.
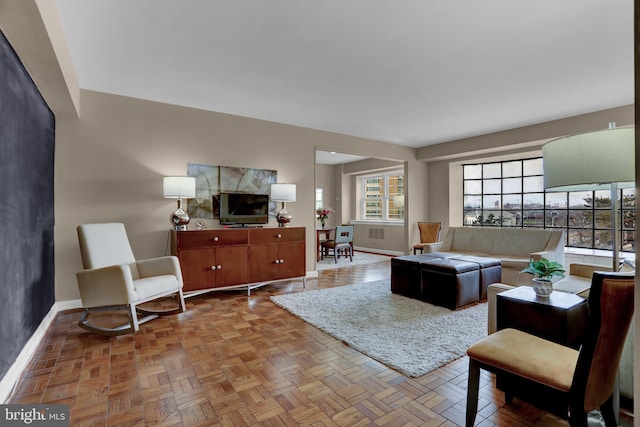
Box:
520;257;565;297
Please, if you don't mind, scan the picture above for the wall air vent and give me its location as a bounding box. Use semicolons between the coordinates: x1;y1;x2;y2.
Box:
368;228;385;240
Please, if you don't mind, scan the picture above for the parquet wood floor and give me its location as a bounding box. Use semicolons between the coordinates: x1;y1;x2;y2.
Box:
9;258;633;426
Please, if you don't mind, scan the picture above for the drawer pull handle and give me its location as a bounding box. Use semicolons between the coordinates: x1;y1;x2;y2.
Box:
210;265;216;270
212;237;219;242
210;265;222;270
280;259;284;263
275;259;280;264
276;234;282;239
217;265;222;270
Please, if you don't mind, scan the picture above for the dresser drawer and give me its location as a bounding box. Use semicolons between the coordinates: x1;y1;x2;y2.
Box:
174;229;249;249
249;227;305;244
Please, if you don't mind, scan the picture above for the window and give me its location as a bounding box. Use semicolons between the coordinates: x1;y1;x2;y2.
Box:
361;171;404;220
315;188;324;210
463;158;636;253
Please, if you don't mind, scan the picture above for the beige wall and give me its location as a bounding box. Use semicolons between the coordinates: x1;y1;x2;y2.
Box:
314;163;336;227
53;91;421;302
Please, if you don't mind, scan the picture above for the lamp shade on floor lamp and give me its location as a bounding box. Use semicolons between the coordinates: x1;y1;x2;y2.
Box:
543;127;635;271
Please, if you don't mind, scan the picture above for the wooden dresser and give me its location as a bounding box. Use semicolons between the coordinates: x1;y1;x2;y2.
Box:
171;227;306;295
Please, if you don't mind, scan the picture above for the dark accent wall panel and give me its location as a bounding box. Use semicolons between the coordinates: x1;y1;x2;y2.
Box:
0;30;55;381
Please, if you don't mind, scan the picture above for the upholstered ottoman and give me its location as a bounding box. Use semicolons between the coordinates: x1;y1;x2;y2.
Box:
420;258;480;310
391;255;430;299
450;255;501;301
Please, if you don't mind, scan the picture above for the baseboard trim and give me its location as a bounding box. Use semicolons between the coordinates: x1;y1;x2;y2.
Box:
352;246;402;257
0;302;66;403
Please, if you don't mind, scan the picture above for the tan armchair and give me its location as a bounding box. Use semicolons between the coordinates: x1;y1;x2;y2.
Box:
413;222;441;254
486;261;635;403
467;271;634;427
76;223;186;335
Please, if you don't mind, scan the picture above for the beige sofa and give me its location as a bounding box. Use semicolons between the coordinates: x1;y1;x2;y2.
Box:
422;227;565;286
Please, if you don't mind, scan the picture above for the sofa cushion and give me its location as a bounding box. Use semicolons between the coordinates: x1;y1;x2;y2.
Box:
553;275;591;295
450;228;497;254
491;229;553;258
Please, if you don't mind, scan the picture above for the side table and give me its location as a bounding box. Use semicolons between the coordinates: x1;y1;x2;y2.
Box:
495;286;588;418
497;286;588;349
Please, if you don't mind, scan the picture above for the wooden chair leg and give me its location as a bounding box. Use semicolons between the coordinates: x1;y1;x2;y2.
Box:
466;358;480;427
568;409;588;427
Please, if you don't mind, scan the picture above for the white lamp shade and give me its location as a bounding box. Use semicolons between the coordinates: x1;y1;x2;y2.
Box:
543;128;635;191
270;183;296;202
163;176;196;199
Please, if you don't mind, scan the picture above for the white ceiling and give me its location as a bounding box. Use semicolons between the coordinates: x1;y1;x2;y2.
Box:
56;0;633;151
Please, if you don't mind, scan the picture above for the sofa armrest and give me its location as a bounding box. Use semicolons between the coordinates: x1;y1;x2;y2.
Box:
568;262;612;278
530;230;565;267
530;248;563;264
487;283;515;335
423;242;447;252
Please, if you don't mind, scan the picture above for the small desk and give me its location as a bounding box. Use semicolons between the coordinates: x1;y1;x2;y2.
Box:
316;227;335;261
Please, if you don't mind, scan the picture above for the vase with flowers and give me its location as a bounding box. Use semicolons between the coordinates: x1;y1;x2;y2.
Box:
316;207;334;229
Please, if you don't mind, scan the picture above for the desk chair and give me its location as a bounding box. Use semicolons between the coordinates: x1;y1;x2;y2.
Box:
465;271;634;426
320;225;354;263
76;223;186;336
413;222;441;254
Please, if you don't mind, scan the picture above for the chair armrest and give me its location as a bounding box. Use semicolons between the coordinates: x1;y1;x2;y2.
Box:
137;256;182;279
76;264;136;307
487;283;515;335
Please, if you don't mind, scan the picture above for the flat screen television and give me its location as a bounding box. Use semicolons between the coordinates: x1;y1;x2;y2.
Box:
219;192;269;226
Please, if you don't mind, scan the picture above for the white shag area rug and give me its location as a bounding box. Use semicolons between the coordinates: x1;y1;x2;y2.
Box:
316;251;391;270
270;279;488;377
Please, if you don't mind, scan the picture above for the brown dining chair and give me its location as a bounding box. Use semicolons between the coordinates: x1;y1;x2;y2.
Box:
321;225;354;263
465;271;634;427
413;221;442;254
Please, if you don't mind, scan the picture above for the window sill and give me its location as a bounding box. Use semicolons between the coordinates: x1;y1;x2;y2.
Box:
349;220;405;226
564;247;635;261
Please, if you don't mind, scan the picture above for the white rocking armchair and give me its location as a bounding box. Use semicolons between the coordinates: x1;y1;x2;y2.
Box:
76;223;186;336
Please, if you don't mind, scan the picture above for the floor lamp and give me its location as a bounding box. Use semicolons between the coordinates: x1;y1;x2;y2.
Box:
543;126;635;423
543;127;635;271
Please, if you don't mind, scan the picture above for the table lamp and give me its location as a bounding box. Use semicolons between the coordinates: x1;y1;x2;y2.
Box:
270;183;296;227
163;176;196;231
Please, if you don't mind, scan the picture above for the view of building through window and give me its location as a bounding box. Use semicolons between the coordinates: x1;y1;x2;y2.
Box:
362;171;404;220
463;158;636;252
315;188;323;210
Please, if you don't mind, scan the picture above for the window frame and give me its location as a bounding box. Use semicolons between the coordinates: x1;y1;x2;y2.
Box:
462;157;636;253
359;170;405;221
